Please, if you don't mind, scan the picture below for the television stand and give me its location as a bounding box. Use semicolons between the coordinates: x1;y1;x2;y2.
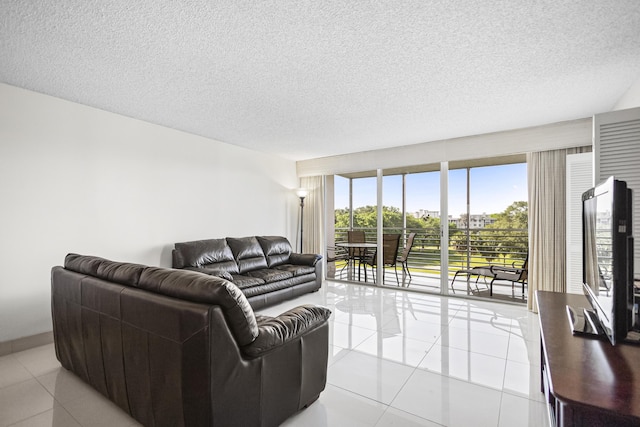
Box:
537;291;640;426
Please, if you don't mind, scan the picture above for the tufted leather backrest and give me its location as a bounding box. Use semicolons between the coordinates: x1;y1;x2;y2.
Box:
227;236;268;274
63;253;258;346
65;253;146;286
172;238;239;275
257;236;293;267
137;267;258;345
51;265;215;426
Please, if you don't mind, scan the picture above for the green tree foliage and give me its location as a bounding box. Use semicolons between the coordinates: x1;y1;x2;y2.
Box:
490;201;528;229
422;216;459;250
334;208;350;228
423;215;441;229
335;201;527;265
481;201;528;263
335;206;426;233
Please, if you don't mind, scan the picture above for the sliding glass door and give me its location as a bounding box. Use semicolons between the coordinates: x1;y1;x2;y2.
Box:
327;159;528;303
448;164;528;301
402;171;441;291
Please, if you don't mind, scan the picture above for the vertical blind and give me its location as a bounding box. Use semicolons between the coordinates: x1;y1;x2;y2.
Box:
594;107;640;280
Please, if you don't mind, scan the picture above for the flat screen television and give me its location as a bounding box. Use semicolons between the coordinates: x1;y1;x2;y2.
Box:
581;176;634;345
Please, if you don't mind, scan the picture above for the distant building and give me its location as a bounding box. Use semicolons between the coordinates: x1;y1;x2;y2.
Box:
409;209;496;228
452;213;496;228
411;209;440;219
412;210;496;228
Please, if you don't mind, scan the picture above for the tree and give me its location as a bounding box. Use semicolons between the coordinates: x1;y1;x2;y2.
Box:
334;208;350;229
490;201;528;229
458;213;469;228
418;216;459;250
474;228;501;263
484;201;528;263
334;206;427;235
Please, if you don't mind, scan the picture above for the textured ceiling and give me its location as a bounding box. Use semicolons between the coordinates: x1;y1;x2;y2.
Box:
2;1;640;161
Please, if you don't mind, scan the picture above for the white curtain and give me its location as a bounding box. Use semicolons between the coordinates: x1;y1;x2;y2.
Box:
299;176;324;255
527;147;590;311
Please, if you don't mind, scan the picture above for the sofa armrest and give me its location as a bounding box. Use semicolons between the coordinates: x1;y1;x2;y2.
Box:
289;253;322;266
242;305;331;358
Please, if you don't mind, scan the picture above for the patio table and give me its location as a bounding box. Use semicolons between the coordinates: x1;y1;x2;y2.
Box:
336;242;377;281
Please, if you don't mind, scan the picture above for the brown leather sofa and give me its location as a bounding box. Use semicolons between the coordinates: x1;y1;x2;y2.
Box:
51;253;331;427
172;236;322;309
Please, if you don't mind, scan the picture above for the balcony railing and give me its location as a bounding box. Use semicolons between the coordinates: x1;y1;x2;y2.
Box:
329;226;528;300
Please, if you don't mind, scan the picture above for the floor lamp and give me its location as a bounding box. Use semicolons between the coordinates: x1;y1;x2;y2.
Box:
296;188;308;252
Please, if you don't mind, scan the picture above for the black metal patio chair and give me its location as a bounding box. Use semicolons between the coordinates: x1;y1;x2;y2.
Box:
397;232;417;285
451;255;528;297
364;233;401;285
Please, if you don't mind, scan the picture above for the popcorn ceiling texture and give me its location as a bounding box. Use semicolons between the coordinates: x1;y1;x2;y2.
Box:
1;0;640;160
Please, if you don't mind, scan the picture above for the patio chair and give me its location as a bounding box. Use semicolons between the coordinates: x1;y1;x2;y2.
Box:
346;230;367;279
488;256;528;297
450;265;494;294
364;233;401;285
451;255;528;297
347;230;366;254
326;245;349;279
397;232;417;285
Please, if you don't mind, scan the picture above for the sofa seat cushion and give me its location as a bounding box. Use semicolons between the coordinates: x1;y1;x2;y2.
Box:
241;278;305;298
274;264;316;276
231;274;266;289
245;268;293;283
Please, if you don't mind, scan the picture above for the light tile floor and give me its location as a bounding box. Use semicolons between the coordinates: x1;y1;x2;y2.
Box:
0;281;549;426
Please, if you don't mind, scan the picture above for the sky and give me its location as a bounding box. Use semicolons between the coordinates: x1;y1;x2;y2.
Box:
335;163;527;217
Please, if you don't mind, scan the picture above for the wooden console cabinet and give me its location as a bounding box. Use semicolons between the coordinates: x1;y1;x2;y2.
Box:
537;291;640;426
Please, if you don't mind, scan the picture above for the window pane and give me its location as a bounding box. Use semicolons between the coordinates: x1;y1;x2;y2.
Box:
449;163;528;299
352;177;377;234
470;164;528;267
405;172;441;291
470;164;527;215
382;174;402;231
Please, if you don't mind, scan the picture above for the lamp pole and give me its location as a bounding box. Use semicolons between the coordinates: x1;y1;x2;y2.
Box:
296;189;308;253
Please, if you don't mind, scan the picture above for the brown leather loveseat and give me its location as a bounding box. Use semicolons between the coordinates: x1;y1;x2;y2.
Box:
51;253;331;427
172;236;322;309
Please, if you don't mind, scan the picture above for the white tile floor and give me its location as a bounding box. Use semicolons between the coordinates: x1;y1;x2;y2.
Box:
0;281;549;426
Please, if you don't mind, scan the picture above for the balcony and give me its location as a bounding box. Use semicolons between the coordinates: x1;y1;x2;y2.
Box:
328;227;528;304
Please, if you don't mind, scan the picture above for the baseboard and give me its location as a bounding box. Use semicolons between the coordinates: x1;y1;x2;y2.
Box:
0;331;54;356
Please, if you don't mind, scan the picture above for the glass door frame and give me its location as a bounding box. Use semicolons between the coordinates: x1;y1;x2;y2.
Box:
326;163;452;295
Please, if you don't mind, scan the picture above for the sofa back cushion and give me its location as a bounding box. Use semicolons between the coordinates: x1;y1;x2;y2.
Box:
227;237;268;274
65;253;146;286
173;239;239;275
257;236;292;267
63;254;258;346
137;267;258;345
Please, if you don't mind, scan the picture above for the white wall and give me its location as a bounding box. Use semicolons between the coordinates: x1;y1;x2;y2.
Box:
613;74;640;110
0;83;298;342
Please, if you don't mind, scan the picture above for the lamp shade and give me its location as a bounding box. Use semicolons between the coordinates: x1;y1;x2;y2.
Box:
296;188;308;198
